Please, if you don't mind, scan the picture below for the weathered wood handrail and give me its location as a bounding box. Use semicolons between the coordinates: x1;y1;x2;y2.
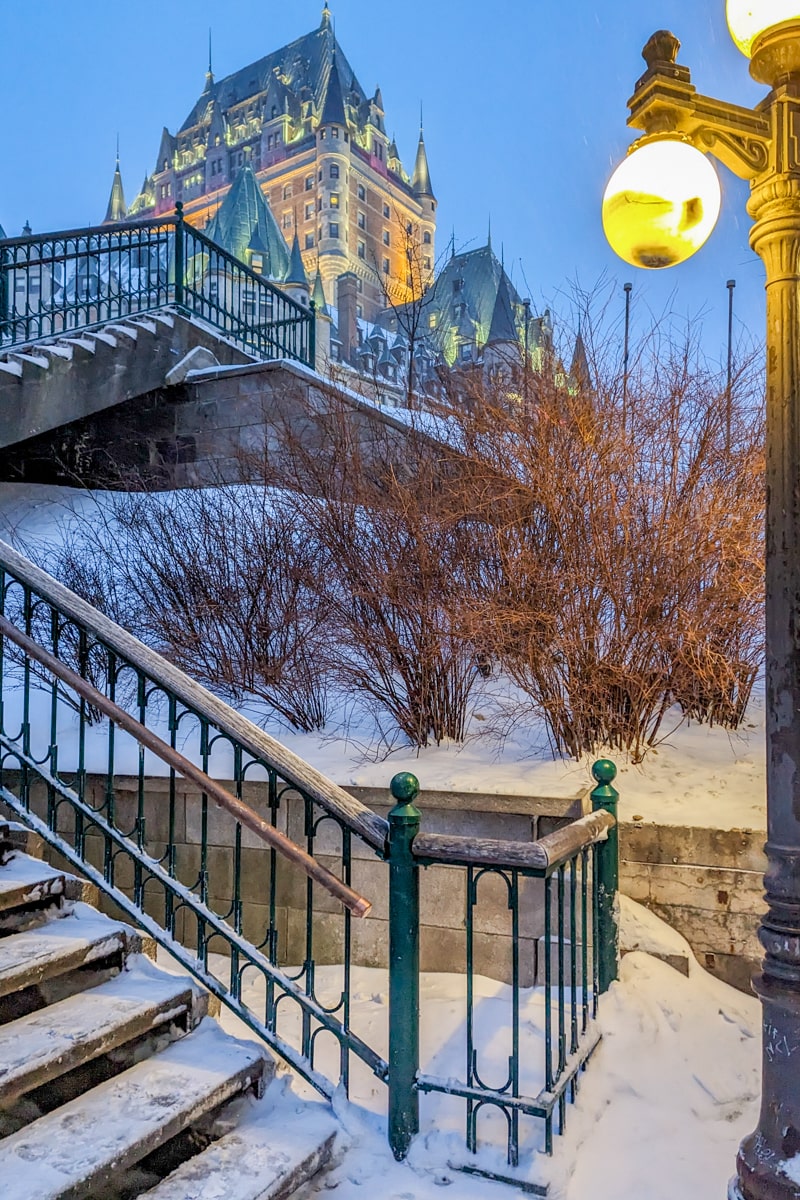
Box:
411;809;615;872
0;611;371;918
0;540;389;855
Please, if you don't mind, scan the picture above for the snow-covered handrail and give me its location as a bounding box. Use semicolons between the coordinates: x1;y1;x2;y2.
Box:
411;808;615;872
0;538;389;854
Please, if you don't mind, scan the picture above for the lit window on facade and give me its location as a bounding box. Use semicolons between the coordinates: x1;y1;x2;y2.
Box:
330;193;340;208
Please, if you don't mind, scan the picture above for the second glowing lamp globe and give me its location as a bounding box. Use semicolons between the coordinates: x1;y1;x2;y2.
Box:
726;0;800;56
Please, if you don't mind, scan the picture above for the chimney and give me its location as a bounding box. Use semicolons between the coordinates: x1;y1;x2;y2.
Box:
337;272;359;364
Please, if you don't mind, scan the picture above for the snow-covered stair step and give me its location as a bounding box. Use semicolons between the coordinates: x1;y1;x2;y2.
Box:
0;360;23;378
124;317;158;334
0;1020;272;1200
143;1101;338;1200
0;855;67;916
0;957;207;1108
0;904;135;1003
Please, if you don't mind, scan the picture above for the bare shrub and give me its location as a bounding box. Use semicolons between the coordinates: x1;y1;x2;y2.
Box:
268;393;487;747
41;487;334;733
430;318;765;761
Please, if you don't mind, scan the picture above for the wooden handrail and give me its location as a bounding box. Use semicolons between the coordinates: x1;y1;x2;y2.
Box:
0;540;389;854
0;613;371;919
411;810;615;872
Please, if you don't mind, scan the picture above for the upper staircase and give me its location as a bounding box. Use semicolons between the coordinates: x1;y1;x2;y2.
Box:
0;821;337;1200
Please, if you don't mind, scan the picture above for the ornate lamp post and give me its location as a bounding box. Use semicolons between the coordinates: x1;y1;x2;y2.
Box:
603;9;800;1200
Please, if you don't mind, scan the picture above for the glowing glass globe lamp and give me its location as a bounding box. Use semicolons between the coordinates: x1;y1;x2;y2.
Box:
602;137;722;269
727;0;800;56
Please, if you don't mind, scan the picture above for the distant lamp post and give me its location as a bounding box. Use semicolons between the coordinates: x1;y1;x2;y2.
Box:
603;10;800;1200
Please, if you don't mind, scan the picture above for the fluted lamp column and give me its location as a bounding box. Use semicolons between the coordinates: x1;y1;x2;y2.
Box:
603;10;800;1200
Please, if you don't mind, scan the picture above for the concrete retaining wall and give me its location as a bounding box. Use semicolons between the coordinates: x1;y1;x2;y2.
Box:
6;772;766;992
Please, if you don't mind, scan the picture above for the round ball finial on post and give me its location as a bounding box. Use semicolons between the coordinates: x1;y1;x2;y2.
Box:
390;772;420;810
592;759;617;787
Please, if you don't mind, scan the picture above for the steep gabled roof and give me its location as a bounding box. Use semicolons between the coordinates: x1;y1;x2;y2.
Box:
487;271;518;346
179;20;366;133
286;233;309;287
205;164;290;279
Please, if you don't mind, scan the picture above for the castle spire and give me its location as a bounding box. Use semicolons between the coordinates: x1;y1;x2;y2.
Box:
312;264;328;314
286;231;309;288
319;46;346;126
104;150;127;224
320;3;332;30
204;28;214;91
487;271;518;347
412;123;435;200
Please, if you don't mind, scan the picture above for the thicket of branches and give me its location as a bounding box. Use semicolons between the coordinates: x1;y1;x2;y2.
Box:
32;305;765;762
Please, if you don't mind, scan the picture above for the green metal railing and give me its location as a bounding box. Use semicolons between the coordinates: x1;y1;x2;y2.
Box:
0;539;618;1188
0;204;314;366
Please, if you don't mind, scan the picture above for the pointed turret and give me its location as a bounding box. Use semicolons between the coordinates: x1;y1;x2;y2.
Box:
320;2;332;30
486;271;518;347
312;266;328;314
104;156;127;224
569;328;592;391
319;50;346;127
412;127;435;200
286;233;309;288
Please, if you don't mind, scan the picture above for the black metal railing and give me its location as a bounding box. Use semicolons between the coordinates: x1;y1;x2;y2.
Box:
0;539;618;1189
0;205;314;366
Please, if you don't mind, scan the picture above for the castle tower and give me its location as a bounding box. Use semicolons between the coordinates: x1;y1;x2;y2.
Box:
125;6;435;324
412;124;436;288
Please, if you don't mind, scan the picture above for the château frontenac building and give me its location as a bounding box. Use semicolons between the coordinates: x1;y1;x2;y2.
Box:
113;4;436;325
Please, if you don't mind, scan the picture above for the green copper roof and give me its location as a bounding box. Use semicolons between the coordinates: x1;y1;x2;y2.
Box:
286;233;309;287
418;243;522;365
205;163;290;279
104;159;127;224
312;267;328;313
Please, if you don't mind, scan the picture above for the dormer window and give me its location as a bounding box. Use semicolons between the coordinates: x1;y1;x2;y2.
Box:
271;105;278;118
250;253;264;274
332;127;339;138
320;129;327;140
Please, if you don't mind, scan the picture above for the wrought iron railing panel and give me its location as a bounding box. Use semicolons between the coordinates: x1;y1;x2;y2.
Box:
0;539;618;1187
0;208;314;366
0;542;386;1099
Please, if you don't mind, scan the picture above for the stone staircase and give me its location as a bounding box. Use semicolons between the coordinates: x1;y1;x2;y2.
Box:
0;820;337;1200
0;311;252;457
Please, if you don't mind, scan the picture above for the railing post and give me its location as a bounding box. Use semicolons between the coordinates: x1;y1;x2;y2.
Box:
174;202;185;311
308;298;317;370
388;771;421;1161
591;759;619;994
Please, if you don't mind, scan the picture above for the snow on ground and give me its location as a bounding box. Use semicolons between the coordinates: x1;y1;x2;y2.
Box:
0;482;766;833
152;898;761;1200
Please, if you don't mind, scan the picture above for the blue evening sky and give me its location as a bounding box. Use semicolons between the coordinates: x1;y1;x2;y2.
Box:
0;1;768;365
